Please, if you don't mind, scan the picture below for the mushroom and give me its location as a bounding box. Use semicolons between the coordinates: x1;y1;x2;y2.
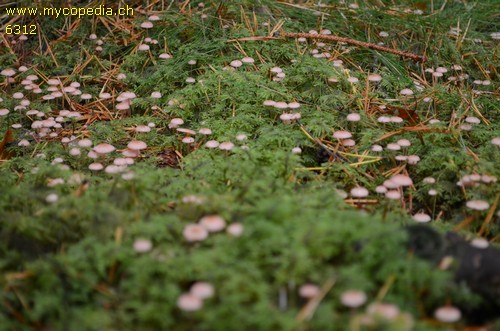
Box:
434;305;461;323
340;290;367;308
93;143;116;155
177;293;203;311
190;282;215;299
199;215;226;232
183;224;209;242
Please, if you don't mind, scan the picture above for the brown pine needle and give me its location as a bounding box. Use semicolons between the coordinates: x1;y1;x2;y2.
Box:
478;194;499;237
227;30;427;62
279;31;427;63
296;277;336;322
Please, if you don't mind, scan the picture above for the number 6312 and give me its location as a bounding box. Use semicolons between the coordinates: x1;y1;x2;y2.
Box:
5;24;37;35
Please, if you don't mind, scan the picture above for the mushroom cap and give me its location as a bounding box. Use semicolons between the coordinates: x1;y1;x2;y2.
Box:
140;21;154;29
423;176;436;184
377;116;391;123
176;128;196;135
138;44;150;51
177;293;203;312
159;53;172;59
241;56;255;63
385;190;401;200
465;199;489;211
280;113;294;121
127;140;147;151
367;303;400;320
122;148;140;158
390;174;413;187
226;223;244;237
151;91;162;98
169;118;184;128
88;162;104;171
205;140;220;148
333;130;352;139
386;143;401;151
274;101;288;109
397;139;411;147
190;282;215;299
116;101;130;110
298;284;320;299
1;68;16;77
340;290;367;308
198;128;212;135
341;139;356;147
470;238;489;249
434;305;461;323
133;238;153;253
465;116;480;124
105;164;126;174
62;86;76;93
93;143;116;154
412;213;431;223
367;73;382;82
219;141;234;151
350;186;369;198
407;155;421;164
230;60;243;68
183;224;209;242
400;88;414;96
135;125;151;133
182;137;195;144
390;116;404;123
236;134;247;141
346;113;361;122
199;215;226;232
47;78;61;85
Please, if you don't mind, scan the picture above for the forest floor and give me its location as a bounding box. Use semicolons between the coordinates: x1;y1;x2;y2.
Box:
0;1;499;330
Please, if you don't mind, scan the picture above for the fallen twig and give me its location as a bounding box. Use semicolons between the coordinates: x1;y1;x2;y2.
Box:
296;277;336;322
279;31;427;63
296;120;348;163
